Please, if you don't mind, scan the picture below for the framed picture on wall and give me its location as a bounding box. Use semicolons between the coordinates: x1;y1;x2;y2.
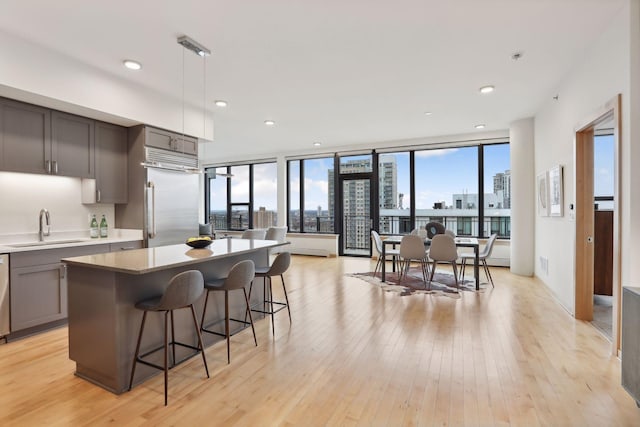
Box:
548;165;564;217
537;171;549;216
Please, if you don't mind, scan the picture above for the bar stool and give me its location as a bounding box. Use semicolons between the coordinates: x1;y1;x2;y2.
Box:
248;251;291;335
201;260;257;364
128;270;209;406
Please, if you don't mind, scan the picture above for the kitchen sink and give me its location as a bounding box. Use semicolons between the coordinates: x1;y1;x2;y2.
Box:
7;239;89;248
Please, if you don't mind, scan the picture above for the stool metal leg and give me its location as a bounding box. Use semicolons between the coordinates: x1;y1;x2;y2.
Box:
129;310;148;391
189;304;210;378
170;309;176;367
281;275;292;323
268;277;275;336
164;311;169;406
200;289;210;332
225;290;230;364
243;288;257;346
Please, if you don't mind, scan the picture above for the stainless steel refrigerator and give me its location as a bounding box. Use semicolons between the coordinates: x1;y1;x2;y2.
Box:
115;138;201;248
145;167;199;247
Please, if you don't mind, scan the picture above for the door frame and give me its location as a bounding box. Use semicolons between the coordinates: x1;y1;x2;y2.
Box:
337;173;374;257
574;94;621;354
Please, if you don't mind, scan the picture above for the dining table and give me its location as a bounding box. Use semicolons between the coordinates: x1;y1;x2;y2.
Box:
380;235;480;290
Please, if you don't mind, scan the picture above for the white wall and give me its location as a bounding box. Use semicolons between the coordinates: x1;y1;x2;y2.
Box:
533;3;636;312
0;30;213;140
0;172;113;237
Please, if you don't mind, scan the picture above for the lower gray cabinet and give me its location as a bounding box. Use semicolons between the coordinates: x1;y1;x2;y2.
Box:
10;262;67;331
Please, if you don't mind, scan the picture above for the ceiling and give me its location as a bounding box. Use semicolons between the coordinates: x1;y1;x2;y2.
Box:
0;0;625;159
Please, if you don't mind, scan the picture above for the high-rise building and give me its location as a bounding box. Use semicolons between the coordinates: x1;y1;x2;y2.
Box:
253;206;275;228
326;156;397;249
493;169;511;208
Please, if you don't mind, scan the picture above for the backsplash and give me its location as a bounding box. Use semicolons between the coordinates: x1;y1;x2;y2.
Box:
0;172;114;235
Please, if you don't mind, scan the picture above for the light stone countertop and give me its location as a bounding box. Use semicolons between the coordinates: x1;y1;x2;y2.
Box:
62;238;287;275
0;229;143;253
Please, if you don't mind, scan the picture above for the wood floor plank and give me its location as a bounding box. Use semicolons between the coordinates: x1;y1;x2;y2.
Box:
0;256;639;426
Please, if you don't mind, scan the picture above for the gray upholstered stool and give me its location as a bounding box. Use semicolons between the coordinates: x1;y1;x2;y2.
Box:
201;260;257;364
128;270;209;406
249;251;291;335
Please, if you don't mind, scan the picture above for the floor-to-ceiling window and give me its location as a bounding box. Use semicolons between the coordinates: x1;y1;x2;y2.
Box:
483;143;511;238
377;152;410;234
206;140;510;241
205;161;277;231
414;146;479;236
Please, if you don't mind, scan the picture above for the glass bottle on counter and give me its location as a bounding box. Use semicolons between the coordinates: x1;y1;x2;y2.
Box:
90;214;99;238
100;214;108;238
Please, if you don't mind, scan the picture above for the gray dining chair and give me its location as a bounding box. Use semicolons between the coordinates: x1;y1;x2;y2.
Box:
241;229;267;239
371;230;399;277
444;229;456;238
428;234;459;288
129;270;209;406
399;234;429;284
460;233;497;287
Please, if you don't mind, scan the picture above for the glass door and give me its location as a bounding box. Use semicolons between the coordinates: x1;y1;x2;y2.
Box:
340;177;372;256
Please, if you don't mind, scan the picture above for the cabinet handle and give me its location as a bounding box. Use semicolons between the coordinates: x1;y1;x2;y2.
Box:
59;264;67;279
119;246;136;251
97;190;101;202
147;181;156;238
53;161;58;174
46;160;51;173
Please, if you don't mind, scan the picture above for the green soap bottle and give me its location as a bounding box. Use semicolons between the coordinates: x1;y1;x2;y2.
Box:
100;214;108;238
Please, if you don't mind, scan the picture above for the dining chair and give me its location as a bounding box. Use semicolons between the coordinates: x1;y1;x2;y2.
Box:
460;233;497;287
399;234;429;284
410;228;428;239
241;229;267;239
444;229;456;238
425;221;446;239
371;230;399;277
428;234;459;288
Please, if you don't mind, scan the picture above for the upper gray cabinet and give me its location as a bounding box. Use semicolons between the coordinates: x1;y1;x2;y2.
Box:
146;127;198;155
51;111;95;178
94;121;127;203
0;98;51;174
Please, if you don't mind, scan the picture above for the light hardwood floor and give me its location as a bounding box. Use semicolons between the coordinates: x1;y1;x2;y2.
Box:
1;255;639;426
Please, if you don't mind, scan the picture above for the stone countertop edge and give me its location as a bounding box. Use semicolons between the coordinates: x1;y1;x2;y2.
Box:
0;229;143;253
62;240;290;275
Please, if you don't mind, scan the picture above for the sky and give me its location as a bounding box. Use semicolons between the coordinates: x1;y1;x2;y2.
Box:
296;145;510;211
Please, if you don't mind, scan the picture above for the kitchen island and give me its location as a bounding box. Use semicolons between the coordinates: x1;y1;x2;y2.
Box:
63;238;287;394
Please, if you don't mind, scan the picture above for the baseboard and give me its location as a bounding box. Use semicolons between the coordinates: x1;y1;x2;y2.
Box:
290;248;330;257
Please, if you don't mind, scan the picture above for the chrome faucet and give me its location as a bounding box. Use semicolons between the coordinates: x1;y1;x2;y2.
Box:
39;209;50;241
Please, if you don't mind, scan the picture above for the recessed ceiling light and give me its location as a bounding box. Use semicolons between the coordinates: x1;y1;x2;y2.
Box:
475;124;486;129
424;111;433;116
479;85;495;94
313;142;322;146
264;120;275;126
214;100;228;107
123;60;142;70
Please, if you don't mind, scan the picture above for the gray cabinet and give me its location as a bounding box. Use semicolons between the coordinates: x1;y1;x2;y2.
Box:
0;98;51;174
10;262;67;331
9;244;109;334
622;287;640;407
95;121;128;203
146;126;198;155
109;240;143;251
51;111;95;178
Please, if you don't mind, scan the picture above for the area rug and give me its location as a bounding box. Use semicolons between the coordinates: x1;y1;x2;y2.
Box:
349;267;486;298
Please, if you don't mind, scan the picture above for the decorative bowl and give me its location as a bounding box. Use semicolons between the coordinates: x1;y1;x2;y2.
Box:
185;237;213;249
